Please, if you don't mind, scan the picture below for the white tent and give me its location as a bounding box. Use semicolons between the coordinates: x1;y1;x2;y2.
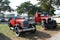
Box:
4;11;18;17
21;13;28;16
54;10;60;14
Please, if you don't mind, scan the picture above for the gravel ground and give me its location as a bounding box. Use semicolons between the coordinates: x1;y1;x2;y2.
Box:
49;32;60;40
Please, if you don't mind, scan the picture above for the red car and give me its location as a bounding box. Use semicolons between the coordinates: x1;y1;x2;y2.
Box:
8;17;36;36
34;13;49;24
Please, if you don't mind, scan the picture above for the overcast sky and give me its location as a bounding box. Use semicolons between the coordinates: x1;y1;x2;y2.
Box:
9;0;38;9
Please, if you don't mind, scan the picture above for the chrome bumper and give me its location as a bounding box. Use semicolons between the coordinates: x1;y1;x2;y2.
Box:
18;28;35;32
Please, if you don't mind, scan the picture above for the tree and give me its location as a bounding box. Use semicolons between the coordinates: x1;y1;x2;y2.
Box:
0;0;13;13
37;0;60;5
37;0;60;15
53;0;60;5
16;1;40;16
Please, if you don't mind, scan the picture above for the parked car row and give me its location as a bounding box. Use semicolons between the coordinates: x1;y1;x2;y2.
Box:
0;17;18;22
0;18;9;22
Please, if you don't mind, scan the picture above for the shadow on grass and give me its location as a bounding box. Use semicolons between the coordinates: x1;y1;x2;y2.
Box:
0;33;11;40
20;31;51;40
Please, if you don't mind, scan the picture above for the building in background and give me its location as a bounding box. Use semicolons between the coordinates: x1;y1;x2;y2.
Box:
0;13;4;18
0;11;18;22
4;11;17;18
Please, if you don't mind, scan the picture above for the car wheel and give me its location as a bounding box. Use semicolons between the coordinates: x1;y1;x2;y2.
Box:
8;23;13;30
15;24;23;37
30;25;36;33
15;27;21;37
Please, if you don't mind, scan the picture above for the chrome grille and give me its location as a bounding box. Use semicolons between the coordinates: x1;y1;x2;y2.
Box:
23;20;29;28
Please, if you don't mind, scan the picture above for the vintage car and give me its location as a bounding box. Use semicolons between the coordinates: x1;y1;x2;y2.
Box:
8;16;36;36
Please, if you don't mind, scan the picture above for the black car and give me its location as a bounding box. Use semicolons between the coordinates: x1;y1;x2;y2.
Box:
0;18;6;22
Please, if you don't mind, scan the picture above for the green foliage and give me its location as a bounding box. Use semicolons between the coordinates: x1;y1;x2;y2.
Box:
38;0;60;5
37;0;56;15
53;0;60;5
0;0;13;12
16;1;32;13
16;1;41;16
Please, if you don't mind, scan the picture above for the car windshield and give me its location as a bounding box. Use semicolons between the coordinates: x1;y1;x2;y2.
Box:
17;16;22;18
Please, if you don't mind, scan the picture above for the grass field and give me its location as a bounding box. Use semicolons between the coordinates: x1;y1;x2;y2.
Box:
0;24;60;40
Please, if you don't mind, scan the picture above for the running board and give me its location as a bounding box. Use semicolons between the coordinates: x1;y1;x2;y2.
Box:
18;28;35;32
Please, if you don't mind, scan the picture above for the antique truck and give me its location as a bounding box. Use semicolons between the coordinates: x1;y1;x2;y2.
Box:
34;13;57;29
8;17;36;36
34;13;49;24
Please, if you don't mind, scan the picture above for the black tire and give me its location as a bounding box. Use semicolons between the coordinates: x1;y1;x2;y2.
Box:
30;24;36;33
14;24;23;37
8;23;13;27
15;27;21;37
8;23;13;30
51;20;57;29
31;29;36;33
